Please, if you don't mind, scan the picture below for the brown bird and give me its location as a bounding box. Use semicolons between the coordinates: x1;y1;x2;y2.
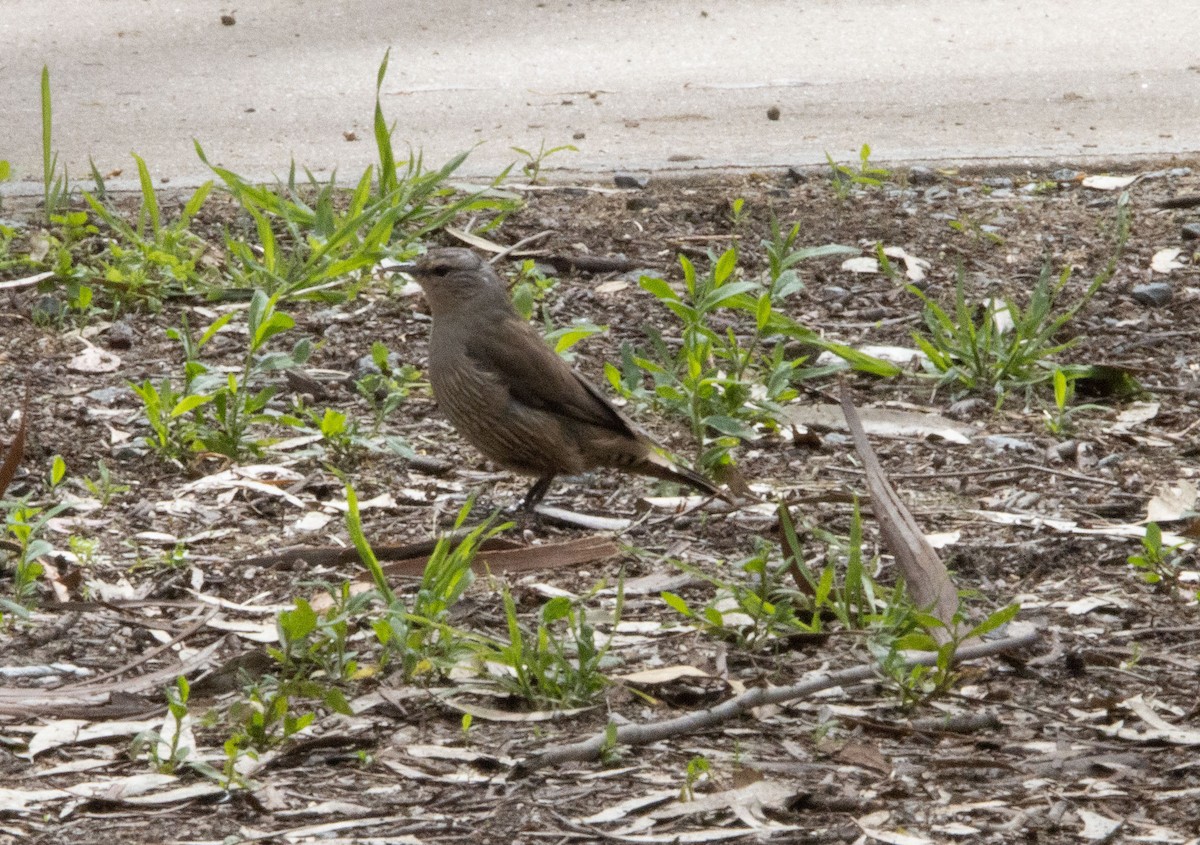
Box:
393;248;722;509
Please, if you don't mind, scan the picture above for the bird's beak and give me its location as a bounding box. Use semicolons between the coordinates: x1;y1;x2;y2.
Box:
383;260;418;275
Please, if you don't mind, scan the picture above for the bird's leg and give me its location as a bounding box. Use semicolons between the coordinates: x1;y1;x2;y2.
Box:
521;475;555;512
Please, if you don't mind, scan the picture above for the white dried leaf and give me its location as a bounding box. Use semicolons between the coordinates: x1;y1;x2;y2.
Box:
841;256;879;273
882;245;932;282
292;510;333;532
1081;175;1137;190
1151;248;1184;273
595;279;630;294
68;346;121;373
1146;480;1198;523
619;665;711;684
1077;808;1123;840
816;344;931;368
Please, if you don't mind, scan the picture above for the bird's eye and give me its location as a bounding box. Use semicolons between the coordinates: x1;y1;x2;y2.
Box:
429;263;451;277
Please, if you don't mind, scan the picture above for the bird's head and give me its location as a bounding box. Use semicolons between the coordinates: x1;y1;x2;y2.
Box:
389;248;508;316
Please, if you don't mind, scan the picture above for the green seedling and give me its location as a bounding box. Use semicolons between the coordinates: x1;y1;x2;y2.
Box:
1128;523;1194;595
1043;367;1106;436
354;341;426;433
874;603;1020;711
133;292;312;461
911;265;1101;400
2;499;67;611
84;153;213;310
510;259;559;320
487;579;622;707
40;65;71;222
511;140;578;184
680;755;711;802
81;460;130;505
825;143;890;198
132;676;194;775
608;232;890;474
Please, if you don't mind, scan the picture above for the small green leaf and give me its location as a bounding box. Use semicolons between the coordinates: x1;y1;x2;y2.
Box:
169;394;213;417
967;603;1020;639
661;591;693;617
755;292;772;331
1053;368;1067;410
639;275;679;302
49;455;67;486
541;596;573;623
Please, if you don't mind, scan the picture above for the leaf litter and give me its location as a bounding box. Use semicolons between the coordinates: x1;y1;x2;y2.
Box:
1;163;1199;843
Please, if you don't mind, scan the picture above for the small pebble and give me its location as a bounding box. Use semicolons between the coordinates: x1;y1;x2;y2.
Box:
983;176;1013;189
354;352;400;378
1181;222;1200;240
985;434;1036;453
1130;282;1172;307
908;165;938;185
1047;439;1078;461
818;285;850;303
613;173;649;189
106;320;135;349
786;166;808;183
947;397;989;419
766;106;781;121
626;196;658;211
31;294;64;324
1051;168;1080;182
86;386;126;406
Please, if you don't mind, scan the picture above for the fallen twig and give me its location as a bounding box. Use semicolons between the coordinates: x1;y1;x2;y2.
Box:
519;626;1037;770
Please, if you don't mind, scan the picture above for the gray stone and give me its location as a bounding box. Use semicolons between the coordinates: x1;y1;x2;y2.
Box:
106;320;135;350
354;351;401;378
86;386;127;405
1131;282;1173;307
626;196;658;211
908;165;938;185
947;397;989;419
985;434;1037;453
1181;222;1200;240
819;285;850;303
613;173;649;189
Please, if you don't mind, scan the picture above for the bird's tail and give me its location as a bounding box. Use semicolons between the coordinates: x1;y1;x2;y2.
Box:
635;451;731;502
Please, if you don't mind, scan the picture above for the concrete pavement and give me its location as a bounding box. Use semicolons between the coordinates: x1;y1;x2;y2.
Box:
1;0;1198;190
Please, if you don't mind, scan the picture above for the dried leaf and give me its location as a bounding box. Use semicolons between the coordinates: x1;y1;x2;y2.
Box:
619;666;711;685
1077;808;1124;840
786;403;972;444
67;345;121;373
840;385;960;640
1145;481;1198;523
27;718;160;758
842;256;879;273
882;246;932;282
1082;175;1138;191
0;271;55;290
1150;248;1185;274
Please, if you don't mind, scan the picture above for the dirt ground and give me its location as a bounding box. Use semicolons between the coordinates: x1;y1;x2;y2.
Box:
2;161;1200;844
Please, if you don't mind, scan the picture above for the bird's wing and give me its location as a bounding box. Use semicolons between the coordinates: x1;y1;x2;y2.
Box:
463;318;636;437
